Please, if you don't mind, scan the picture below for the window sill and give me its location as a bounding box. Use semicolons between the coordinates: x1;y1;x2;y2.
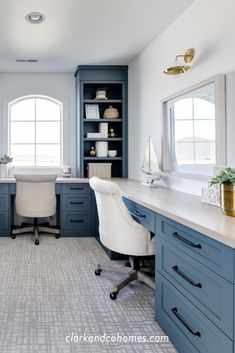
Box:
165;171;211;182
12;166;62;174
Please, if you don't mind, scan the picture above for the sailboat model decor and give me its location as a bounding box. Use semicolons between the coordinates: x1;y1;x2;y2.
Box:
140;136;161;187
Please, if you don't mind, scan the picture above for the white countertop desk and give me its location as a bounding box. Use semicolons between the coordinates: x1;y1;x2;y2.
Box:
1;177;235;249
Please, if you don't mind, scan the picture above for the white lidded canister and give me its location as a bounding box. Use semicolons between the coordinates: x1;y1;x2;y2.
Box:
95;141;108;157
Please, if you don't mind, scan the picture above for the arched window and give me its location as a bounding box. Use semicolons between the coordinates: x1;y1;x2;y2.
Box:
8;96;62;167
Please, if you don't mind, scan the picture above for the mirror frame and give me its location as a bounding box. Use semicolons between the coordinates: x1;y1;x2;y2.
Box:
162;74;226;177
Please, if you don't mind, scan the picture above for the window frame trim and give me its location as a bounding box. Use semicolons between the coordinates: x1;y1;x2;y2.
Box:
1;90;69;173
162;74;226;178
8;95;63;168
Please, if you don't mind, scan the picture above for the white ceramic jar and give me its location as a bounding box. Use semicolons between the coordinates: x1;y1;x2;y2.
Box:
95;141;108;157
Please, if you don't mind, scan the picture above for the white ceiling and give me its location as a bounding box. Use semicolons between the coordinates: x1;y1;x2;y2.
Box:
0;0;194;73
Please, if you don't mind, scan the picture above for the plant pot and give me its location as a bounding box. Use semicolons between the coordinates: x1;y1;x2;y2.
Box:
220;183;235;217
0;164;8;178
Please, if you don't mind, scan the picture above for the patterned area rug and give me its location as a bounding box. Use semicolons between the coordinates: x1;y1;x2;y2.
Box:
0;236;177;353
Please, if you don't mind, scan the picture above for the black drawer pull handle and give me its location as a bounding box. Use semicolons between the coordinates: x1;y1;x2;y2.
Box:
172;266;202;288
70;202;84;205
171;307;201;337
131;210;146;218
172;232;202;249
69;187;84;191
70;220;84;223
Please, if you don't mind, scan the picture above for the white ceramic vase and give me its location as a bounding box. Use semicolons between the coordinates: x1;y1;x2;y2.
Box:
0;164;8;178
95;141;108;157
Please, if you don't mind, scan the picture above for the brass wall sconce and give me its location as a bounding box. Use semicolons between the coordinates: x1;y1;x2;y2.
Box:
164;48;195;75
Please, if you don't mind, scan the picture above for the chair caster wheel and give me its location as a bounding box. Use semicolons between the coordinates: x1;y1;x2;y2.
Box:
95;269;102;276
55;234;60;239
35;239;39;245
11;235;16;239
110;291;118;300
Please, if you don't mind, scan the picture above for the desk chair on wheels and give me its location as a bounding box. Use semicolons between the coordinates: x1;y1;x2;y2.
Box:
12;174;60;245
89;177;155;300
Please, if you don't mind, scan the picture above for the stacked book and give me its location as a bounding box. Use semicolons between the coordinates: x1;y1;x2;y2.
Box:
87;123;108;138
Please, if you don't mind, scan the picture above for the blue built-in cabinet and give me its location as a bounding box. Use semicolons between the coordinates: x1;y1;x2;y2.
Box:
0;184;11;236
155;214;234;353
0;182;97;238
60;183;96;237
74;65;128;178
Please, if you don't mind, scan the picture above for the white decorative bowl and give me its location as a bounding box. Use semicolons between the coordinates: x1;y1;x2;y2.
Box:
108;150;117;157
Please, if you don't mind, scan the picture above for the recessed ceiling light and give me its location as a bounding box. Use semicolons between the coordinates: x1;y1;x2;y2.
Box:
25;12;45;24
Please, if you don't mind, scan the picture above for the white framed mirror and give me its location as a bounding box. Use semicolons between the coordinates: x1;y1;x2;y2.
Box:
162;75;226;177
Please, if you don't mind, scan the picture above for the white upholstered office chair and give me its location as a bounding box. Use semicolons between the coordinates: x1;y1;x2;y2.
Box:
12;174;60;245
89;177;155;300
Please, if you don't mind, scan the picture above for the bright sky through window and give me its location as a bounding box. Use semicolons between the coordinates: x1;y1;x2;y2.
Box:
9;96;62;166
173;97;215;166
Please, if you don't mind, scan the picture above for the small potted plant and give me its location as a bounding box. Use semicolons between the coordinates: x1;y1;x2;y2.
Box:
210;167;235;216
0;154;13;178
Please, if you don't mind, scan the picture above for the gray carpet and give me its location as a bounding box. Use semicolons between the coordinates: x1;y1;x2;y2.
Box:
0;236;177;353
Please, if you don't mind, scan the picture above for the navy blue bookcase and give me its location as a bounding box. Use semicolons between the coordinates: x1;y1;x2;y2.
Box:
74;65;128;178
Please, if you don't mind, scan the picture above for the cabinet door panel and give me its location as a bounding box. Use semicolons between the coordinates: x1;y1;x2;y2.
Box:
156;214;233;282
61;195;91;212
156;273;233;353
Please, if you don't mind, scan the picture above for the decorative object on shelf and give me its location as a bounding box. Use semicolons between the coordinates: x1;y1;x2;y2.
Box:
164;48;195;75
61;173;72;178
87;132;102;138
103;105;119;119
0;154;13;178
89;146;96;157
210;167;235;216
85;104;100;119
108;128;117;138
62;166;72;174
99;123;108;138
201;185;220;207
61;165;72;178
108;150;117;157
140;136;161;188
96;87;107;100
87;163;112;178
95;141;108;157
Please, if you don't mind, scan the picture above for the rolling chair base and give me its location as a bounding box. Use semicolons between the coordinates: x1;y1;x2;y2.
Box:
95;258;155;300
12;221;60;245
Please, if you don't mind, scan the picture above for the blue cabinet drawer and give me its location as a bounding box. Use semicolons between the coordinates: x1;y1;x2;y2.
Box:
61;212;91;229
0;184;8;195
0;196;9;212
157;237;233;338
156;273;233;353
0;212;9;231
156;214;233;282
123;198;155;233
61;184;91;195
61;195;91;212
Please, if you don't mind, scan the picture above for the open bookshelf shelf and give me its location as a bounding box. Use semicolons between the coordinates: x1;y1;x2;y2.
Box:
84;138;122;142
84;157;123;161
83;119;122;123
83;99;122;103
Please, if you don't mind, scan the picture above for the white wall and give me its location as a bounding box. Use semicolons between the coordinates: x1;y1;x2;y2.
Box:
0;73;76;173
128;0;235;195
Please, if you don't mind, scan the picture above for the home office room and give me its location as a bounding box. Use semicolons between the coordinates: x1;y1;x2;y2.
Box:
0;1;235;352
